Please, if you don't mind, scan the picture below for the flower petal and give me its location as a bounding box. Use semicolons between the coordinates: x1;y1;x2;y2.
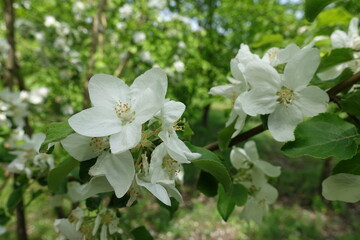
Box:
295;86;329;117
130;67;168;100
109;122;142;153
244;141;259;161
317;63;348;81
331;30;350;49
254;160;281;178
237;90;278;116
61;133;99;161
230;147;249;170
89;151;135;198
209;84;239;99
68;176;114;201
276;43;300;65
136;174;171;206
348;17;359;40
244;60;281;90
268;104;303;142
54;219;83;240
284;47;320;89
133;88;162;124
89;74;130;109
69;107;121;137
162;100;185;124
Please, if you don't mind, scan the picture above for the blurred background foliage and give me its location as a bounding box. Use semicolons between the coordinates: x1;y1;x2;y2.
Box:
1;0;360;239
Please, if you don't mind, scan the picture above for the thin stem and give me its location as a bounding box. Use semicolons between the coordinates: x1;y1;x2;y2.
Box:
203;71;360;151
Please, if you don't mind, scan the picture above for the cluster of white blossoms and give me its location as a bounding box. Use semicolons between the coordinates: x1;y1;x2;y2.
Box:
7;133;54;179
62;68;200;206
318;17;360;81
210;43;329;142
55;207;121;240
0;87;49;128
231;141;281;224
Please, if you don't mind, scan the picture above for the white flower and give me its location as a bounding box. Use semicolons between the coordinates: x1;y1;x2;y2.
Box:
238;47;329;142
139;51;153;63
62;133;135;198
92;209;120;240
0;226;6;235
68;68;167;154
54;219;82;240
230;141;281;178
157;100;201;163
148;0;166;9
318;17;360;80
136;145;184;206
119;4;133;19
8;133;53;178
133;31;146;43
173;60;185;72
0;88;29;128
44;15;60;28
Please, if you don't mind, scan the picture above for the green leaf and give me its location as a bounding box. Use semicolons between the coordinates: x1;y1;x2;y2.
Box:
48;158;79;193
333;153;360;175
0;208;10;225
39;121;74;153
317;48;354;73
79;158;97;182
197;171;219;197
109;193;130;209
322;173;360;202
282;113;359;160
186;142;232;191
232;184;248;206
217;184;235;221
158;198;179;218
305;0;338;22
86;197;102;211
341;90;360;116
7;187;24;212
131;226;153;240
218;119;236;151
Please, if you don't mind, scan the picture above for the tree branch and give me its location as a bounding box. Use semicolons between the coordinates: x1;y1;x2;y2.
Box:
82;0;107;108
204;71;360;151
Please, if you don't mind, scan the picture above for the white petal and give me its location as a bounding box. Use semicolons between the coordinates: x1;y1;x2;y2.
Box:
322;173;360;203
230;147;249;170
244;60;281;90
268;104;303;142
61;134;99;161
209;84;239;99
162;100;185;124
130;67;168;100
317;63;348;81
234;44;260;72
133;88;162;124
149;143;167;176
55;219;82;240
136;175;171;206
276;43;300;65
348;18;359;39
254;160;281;178
31;133;46;153
67;176;114;202
89;74;130;108
244;141;259;161
162;184;184;204
69;107;121;137
257;183;278;204
241;198;266;224
89;151;135;198
109;122;142;153
230;59;245;81
284;47;320;90
331;30;350;48
295;86;329;117
237;90;278;116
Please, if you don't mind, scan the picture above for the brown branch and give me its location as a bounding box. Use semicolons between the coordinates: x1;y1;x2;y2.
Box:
114;51;131;78
82;0;107;108
204;71;360;151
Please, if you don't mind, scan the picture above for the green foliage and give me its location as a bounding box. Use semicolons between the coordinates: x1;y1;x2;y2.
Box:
282;113;359;160
39;121;74;153
185;142;232;192
158;198;179;219
317;48;354;72
131;226;153;240
333;153;360;175
305;0;339;22
85;197;102;211
7;187;24;213
47;158;79;193
217;183;248;221
341;90;360;116
218;119;236;151
197;171;218;197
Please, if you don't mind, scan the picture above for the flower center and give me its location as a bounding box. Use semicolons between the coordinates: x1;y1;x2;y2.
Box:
101;211;115;225
276;87;295;105
89;137;109;154
163;155;180;178
115;101;135;125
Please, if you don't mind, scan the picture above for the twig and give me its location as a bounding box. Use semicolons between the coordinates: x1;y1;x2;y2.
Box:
203;71;360;151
